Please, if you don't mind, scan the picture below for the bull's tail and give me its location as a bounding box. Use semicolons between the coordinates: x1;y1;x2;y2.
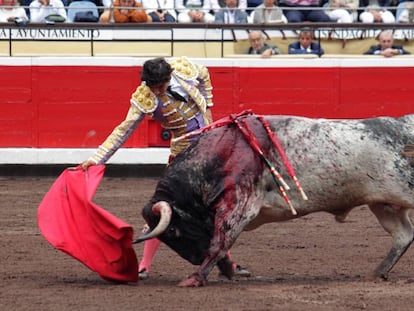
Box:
401;144;414;158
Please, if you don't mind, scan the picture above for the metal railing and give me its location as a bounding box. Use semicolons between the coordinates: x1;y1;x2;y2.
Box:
1;22;414;57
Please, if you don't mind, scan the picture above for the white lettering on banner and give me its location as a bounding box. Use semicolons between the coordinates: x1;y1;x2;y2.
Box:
316;29;414;40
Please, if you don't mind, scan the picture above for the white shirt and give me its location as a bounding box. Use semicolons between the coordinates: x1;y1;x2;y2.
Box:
142;0;177;18
301;45;312;53
224;9;235;23
168;75;188;101
0;7;28;23
29;0;67;23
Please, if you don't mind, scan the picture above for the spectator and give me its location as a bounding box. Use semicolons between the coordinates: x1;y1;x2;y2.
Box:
214;0;249;22
359;0;395;23
279;0;331;22
325;0;358;23
112;0;152;22
67;0;101;23
29;0;67;22
175;0;215;23
22;0;67;19
288;28;325;56
142;0;176;22
396;0;413;22
245;30;281;57
251;0;287;23
364;30;411;57
99;0;113;22
0;0;29;22
211;0;247;12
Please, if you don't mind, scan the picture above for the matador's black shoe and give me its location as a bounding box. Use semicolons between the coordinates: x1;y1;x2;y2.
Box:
138;268;149;280
233;265;251;277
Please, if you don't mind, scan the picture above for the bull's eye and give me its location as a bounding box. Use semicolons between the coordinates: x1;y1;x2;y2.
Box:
166;226;180;239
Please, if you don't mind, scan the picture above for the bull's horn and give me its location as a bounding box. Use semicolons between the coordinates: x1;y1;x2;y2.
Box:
133;201;172;244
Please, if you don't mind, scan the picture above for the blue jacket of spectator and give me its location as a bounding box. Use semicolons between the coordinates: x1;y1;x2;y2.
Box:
288;41;325;56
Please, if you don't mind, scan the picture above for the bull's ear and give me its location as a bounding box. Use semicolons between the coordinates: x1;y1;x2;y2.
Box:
133;201;172;243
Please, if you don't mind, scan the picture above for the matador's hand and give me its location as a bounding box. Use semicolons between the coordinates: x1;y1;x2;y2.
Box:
80;159;96;171
68;159;95;171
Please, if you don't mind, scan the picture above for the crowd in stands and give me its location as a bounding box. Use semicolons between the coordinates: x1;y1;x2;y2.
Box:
243;27;410;56
0;0;413;24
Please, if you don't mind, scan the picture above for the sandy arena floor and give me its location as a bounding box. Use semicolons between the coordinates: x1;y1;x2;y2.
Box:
1;174;414;311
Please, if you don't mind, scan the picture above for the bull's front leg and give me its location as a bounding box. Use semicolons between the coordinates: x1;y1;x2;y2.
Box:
178;196;255;287
178;210;238;287
178;250;228;287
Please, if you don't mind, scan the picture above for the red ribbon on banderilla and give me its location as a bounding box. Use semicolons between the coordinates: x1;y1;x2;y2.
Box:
257;115;308;202
171;110;308;215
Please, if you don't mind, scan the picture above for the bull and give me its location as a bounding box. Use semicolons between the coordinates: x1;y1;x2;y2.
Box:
135;112;414;287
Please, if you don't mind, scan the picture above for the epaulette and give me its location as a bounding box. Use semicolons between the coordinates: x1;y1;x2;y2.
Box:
131;82;157;113
169;56;198;81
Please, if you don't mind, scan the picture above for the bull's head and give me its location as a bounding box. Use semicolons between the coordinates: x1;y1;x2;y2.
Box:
134;201;214;265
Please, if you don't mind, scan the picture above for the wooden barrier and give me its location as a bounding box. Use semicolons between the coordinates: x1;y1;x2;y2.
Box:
1;56;414;150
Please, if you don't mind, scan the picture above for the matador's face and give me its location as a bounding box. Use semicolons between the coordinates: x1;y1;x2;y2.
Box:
148;81;170;97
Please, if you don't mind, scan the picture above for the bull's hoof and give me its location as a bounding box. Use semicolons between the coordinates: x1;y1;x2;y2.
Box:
381;275;389;281
372;269;389;281
335;214;347;223
178;274;207;287
333;208;351;223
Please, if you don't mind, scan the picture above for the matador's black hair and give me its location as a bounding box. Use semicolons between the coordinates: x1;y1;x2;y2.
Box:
141;57;173;86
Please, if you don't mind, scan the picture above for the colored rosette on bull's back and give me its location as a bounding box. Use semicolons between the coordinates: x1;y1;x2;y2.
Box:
37;165;139;283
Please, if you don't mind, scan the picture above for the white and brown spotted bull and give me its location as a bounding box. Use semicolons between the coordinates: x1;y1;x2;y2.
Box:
135;112;414;287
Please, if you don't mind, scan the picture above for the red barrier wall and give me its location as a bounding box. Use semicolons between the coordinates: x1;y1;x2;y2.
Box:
1;59;414;148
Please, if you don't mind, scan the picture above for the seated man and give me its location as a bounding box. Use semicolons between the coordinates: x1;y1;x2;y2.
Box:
364;30;411;57
288;28;325;56
245;30;281;57
324;0;358;23
29;0;67;23
214;0;249;23
252;0;288;23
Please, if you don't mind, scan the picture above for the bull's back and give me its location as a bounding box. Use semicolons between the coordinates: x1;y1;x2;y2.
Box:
264;114;414;210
